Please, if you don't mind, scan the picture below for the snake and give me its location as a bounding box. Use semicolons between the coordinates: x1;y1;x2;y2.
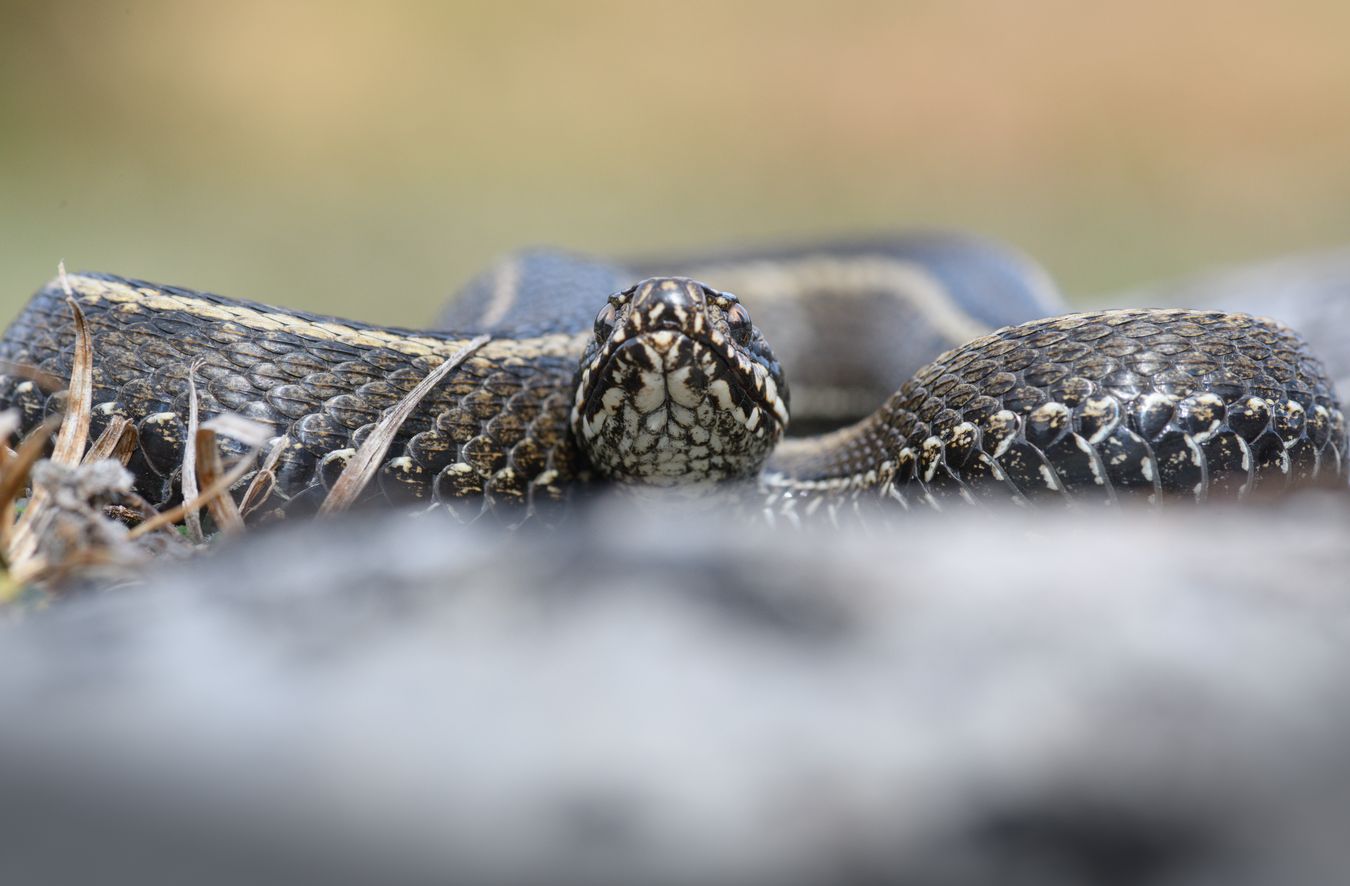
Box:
0;234;1344;525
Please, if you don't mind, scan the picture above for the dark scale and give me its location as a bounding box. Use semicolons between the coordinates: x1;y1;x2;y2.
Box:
349;422;377;450
941;422;981;472
1073;395;1121;444
137;413;188;477
378;458;432;504
1131;393;1175;440
1272;400;1307;440
960;453;1019;503
317;448;354;491
87;400;129;444
42;389;70;423
1287;438;1321;486
915;436;957;495
405;429;458;477
1152;432;1206;499
1023;402;1073;450
1098;427;1160;495
1041;433;1113;504
1174;393;1225;438
1248;432;1290;489
1227;397;1271;441
995;440;1064;499
262;439;329;504
979;410;1020;456
1200;432;1252;500
292;412;352;459
8;381;47;429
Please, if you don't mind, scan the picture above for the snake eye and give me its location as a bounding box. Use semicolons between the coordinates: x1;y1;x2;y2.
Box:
594;302;618;339
725;302;752;344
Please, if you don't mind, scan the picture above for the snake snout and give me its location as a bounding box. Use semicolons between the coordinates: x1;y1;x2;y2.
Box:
572;332;785;487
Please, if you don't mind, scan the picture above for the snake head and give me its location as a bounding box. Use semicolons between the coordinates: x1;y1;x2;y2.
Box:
571;277;789;488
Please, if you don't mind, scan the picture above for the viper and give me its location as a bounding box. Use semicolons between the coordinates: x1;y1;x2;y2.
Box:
0;235;1344;524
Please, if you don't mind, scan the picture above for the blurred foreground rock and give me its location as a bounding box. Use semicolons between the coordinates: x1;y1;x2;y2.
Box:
3;496;1350;885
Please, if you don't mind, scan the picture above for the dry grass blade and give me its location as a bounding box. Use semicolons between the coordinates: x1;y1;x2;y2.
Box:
80;415;137;467
0;412;14;547
49;271;93;466
0;417;63;504
10;280;95;566
319;334;489;515
0;414;61;563
0;409;24;498
180;362;206;543
239;435;291;517
127;414;270;541
0;411;18;547
0;409;19;462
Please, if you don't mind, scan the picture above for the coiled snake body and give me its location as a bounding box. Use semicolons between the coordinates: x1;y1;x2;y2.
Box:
0;236;1344;523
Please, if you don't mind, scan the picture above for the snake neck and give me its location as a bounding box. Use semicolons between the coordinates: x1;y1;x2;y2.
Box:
761;414;897;497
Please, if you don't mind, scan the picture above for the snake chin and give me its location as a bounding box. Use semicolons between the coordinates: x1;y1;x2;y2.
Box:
572;331;787;488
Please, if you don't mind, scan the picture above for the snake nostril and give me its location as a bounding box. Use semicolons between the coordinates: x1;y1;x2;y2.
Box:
648;311;687;332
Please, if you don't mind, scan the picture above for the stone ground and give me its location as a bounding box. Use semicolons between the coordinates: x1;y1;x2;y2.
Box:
2;495;1349;885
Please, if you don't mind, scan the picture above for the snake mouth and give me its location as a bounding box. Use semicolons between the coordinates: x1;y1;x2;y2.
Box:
574;330;787;441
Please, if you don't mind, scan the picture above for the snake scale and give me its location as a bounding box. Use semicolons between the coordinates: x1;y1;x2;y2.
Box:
0;235;1344;524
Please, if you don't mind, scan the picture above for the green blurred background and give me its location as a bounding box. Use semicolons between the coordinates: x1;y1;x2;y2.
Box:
3;1;1350;325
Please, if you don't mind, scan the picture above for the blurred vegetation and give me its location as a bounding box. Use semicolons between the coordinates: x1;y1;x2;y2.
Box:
3;1;1350;325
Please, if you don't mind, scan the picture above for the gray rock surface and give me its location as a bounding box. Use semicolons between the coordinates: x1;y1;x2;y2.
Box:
3;496;1350;885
